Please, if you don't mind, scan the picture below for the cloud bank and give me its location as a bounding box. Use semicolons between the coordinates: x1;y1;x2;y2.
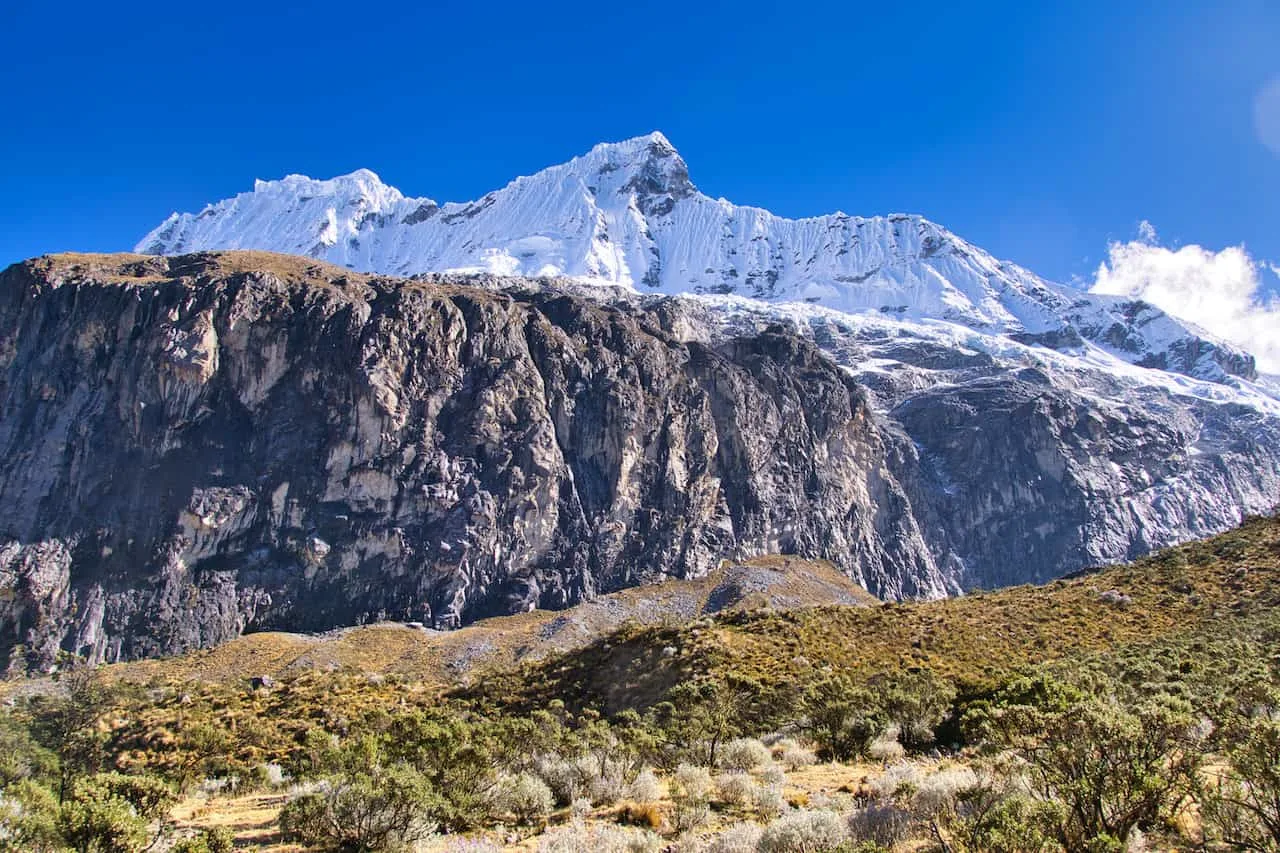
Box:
1089;223;1280;374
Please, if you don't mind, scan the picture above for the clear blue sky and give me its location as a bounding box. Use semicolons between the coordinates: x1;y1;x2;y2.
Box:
2;0;1278;288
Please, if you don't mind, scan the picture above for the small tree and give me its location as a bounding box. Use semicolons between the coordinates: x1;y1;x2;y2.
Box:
967;676;1201;850
58;772;177;853
382;711;497;831
279;763;441;852
802;674;888;761
26;663;118;802
0;779;64;853
872;669;956;752
1200;717;1280;851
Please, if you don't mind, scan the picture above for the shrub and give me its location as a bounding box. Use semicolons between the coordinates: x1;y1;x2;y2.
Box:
0;779;63;853
671;797;710;834
672;763;714;802
537;821;663;853
802;677;889;761
254;762;289;789
944;791;1061;853
171;827;236;853
758;809;849;852
570;797;594;821
669;764;713;833
575;755;628;806
966;675;1202;851
867;733;905;765
720;738;771;771
58;793;148;853
1200;717;1280;851
866;763;921;801
56;772;177;853
754;784;787;819
381;711;499;831
84;772;177;823
279;765;441;852
493;772;554;825
871;670;956;752
760;763;787;787
533;754;581;806
775;740;817;772
846;801;912;848
716;771;757;807
911;766;979;819
626;768;662;804
704;820;764;852
0;716;58;788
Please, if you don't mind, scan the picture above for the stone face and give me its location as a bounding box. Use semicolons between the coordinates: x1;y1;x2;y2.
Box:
0;253;941;669
1;252;1277;671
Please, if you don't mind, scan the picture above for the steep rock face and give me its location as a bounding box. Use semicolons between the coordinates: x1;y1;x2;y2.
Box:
0;252;939;669
695;297;1280;592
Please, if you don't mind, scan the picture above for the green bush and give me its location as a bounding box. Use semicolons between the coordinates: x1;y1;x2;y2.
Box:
279;764;441;852
171;826;236;853
966;675;1200;850
58;790;149;853
802;675;888;761
1200;717;1280;851
0;779;64;853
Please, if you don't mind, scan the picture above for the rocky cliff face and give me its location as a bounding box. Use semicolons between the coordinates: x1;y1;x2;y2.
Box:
0;252;942;670
2;252;1277;671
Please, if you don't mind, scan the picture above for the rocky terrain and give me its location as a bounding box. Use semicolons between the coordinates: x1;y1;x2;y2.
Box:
0;252;937;669
1;251;1278;669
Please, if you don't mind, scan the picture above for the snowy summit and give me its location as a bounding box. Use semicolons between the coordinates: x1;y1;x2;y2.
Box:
139;133;1263;388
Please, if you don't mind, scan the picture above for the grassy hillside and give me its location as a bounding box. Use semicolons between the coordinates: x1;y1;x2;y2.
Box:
474;514;1280;714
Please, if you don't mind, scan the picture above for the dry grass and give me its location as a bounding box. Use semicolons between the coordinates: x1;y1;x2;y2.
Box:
477;515;1280;710
171;792;303;851
21;250;375;288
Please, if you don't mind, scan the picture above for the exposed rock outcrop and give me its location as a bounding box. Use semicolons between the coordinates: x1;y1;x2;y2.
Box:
0;252;939;669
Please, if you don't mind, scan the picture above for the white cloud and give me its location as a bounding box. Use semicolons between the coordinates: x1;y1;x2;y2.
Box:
1089;229;1280;374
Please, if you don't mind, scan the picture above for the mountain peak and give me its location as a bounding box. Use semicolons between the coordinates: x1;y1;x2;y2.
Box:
569;132;695;208
130;136;1263;388
585;131;678;160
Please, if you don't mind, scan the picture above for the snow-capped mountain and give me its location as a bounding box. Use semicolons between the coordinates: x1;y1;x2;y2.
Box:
138;133;1259;386
3;135;1278;664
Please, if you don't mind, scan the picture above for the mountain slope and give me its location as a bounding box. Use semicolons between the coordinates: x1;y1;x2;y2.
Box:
473;513;1280;714
2;252;1277;668
137;133;1258;385
0;252;937;668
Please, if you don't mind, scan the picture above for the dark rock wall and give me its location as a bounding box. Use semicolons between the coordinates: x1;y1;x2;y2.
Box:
0;253;937;668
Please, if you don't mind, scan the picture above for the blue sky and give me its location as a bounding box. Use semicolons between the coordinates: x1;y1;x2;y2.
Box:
2;0;1278;295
